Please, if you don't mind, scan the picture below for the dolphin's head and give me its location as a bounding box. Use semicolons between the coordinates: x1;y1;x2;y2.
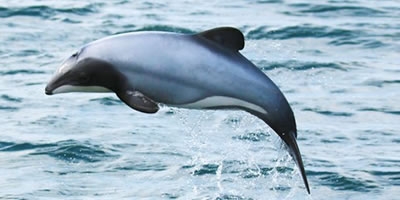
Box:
45;50;119;95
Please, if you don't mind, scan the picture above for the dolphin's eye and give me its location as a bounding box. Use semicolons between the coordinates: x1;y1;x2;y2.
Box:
72;52;78;57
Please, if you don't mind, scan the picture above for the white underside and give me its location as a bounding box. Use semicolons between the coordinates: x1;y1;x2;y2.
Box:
53;85;112;94
179;96;267;114
52;87;267;115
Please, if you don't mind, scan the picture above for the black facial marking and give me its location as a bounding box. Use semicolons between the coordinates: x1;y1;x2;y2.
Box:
73;58;123;92
78;71;91;84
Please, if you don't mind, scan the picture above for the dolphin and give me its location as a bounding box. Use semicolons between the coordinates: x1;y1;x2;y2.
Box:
45;27;310;194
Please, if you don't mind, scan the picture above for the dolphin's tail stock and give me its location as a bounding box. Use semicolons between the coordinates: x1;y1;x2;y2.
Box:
282;130;310;194
247;109;310;194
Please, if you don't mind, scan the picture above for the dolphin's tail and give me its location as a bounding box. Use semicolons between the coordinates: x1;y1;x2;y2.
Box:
245;109;310;194
282;131;310;194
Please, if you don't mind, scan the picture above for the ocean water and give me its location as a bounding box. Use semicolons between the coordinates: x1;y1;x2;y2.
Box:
1;0;399;199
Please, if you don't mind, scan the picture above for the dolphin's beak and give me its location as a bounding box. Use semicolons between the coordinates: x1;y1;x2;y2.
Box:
45;83;54;95
45;71;66;95
45;88;53;95
281;131;310;194
45;75;59;95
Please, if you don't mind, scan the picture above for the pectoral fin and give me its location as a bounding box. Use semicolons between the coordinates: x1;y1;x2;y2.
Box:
116;90;159;113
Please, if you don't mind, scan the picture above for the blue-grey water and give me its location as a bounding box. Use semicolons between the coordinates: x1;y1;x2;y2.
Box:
1;0;399;199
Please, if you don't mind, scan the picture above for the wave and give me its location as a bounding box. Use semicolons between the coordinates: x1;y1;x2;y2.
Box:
90;97;122;106
257;60;346;71
0;142;56;152
0;105;19;111
328;38;387;48
0;69;45;76
31;140;116;163
309;171;379;192
113;162;168;172
246;25;387;48
320;136;350;144
0;94;22;112
189;161;293;178
232;131;271;142
357;108;400;115
10;49;41;57
365;170;400;186
287;3;386;17
0;140;116;163
216;194;253;200
193;163;219;176
363;79;400;87
0;4;102;19
302;107;354;117
247;24;359;40
0;94;23;103
254;0;283;3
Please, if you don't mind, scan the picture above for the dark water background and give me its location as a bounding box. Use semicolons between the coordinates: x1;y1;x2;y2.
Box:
1;0;399;199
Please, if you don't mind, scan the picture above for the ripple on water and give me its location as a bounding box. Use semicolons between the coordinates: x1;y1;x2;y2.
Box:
258;60;346;71
0;141;17;149
0;142;56;151
363;79;400;88
0;69;45;76
0;105;19;112
216;194;253;200
28;140;117;163
31;115;68;127
329;38;387;48
241;166;294;179
114;162;168;172
138;1;167;10
10;49;41;57
193;163;219;176
287;3;386;17
253;0;283;4
232;131;271;142
189;161;293;179
1;94;23;103
309;171;379;192
161;193;180;199
320;136;350;144
89;97;122;106
302;107;354;117
366;170;400;186
392;139;400;143
357;107;400;115
0;4;103;19
247;24;360;40
247;24;387;48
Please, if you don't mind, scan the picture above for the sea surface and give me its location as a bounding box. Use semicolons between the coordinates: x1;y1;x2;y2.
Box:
0;0;399;199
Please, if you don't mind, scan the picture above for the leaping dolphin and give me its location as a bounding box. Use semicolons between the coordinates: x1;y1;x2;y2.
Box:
45;27;310;194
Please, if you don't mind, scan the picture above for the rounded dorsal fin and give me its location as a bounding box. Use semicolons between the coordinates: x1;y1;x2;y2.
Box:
196;27;245;51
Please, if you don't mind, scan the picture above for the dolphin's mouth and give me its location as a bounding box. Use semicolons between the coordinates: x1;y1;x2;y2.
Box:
45;86;53;95
45;72;66;95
